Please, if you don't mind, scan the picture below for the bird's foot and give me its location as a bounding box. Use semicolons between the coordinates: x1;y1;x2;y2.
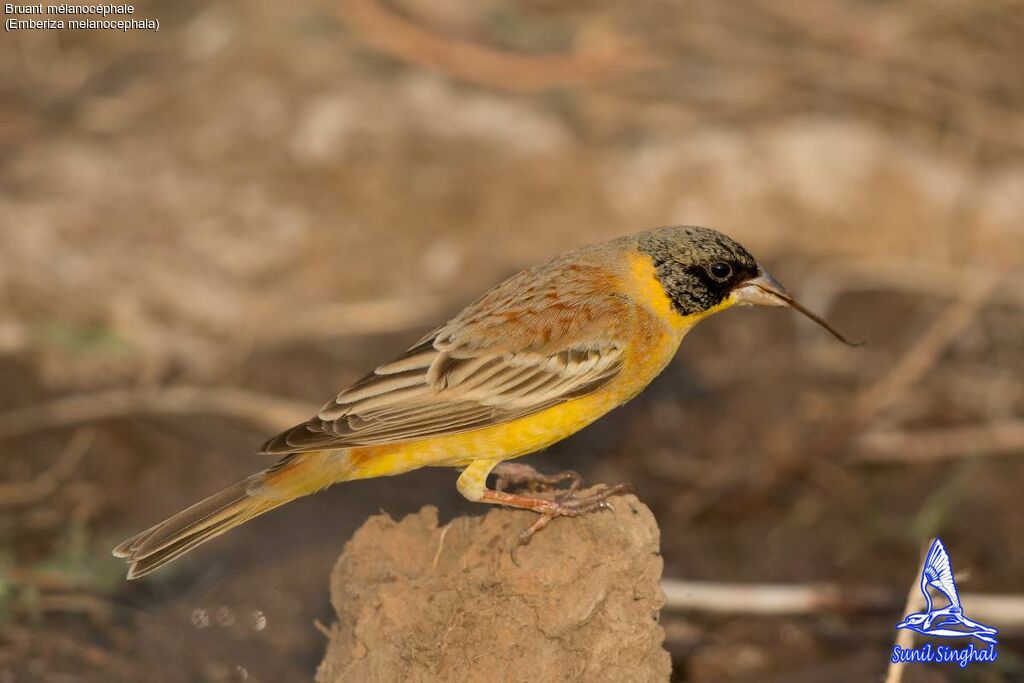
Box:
491;462;583;495
498;483;637;564
516;483;635;541
476;481;638;563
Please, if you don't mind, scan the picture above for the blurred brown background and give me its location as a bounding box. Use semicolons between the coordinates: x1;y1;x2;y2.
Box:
1;0;1022;681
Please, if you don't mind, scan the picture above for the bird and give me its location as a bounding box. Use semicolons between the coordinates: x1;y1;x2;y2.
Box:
896;538;998;644
113;224;856;579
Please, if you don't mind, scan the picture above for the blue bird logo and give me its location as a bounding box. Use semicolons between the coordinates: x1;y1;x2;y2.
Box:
896;539;998;645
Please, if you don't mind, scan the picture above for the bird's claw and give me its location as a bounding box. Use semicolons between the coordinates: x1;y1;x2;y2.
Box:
508;482;636;563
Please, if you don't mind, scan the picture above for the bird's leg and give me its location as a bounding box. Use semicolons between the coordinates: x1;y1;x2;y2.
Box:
479;483;638;548
491;462;582;494
455;460;635;552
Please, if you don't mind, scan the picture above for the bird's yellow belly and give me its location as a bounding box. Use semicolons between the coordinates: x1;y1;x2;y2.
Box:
346;393;615;478
345;326;685;480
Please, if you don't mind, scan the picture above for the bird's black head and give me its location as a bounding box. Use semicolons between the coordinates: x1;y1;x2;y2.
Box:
636;225;761;316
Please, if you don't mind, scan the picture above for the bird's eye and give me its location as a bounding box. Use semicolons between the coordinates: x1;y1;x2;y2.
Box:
708;262;732;281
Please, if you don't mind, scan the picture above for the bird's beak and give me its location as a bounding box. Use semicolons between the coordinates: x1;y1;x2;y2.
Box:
733;268;862;346
732;270;790;308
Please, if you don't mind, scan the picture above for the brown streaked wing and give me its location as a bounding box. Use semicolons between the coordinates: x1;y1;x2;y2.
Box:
258;337;623;454
258;262;633;455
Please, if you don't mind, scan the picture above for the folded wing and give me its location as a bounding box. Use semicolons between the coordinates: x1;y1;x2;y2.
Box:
261;271;630;454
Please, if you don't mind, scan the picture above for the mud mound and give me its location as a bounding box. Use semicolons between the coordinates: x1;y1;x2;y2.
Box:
317;491;671;682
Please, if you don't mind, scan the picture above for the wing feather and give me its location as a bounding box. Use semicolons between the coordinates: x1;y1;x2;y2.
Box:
260;339;622;453
259;256;633;455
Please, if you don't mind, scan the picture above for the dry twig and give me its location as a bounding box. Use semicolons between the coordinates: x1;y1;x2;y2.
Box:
791;266;1006;498
661;579;890;616
3;566;98;592
336;0;652;93
849;268;1003;428
0;428;97;506
742;265;1006;512
0;387;315;441
660;577;1024;632
855;420;1024;464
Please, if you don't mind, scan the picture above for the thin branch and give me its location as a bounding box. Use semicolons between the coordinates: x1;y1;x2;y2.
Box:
855;420;1024;464
335;0;652;93
0;428;97;506
661;579;891;615
798;266;1005;495
849;268;1003;427
2;566;99;592
660;578;1024;632
0;387;316;442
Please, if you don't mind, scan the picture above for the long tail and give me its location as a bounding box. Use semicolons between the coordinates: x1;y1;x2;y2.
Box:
113;453;343;579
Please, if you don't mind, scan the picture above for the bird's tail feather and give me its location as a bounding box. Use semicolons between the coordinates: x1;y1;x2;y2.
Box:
112;453;339;579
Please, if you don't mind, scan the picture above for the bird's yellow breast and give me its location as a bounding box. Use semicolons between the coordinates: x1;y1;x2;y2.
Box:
346;249;735;480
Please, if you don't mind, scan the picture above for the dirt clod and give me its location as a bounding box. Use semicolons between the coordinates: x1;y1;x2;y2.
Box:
317;491;671;683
